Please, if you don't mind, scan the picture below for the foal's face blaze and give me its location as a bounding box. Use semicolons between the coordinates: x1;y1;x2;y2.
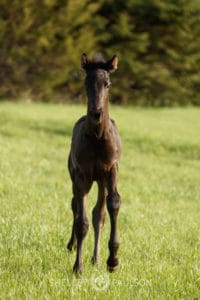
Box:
85;70;110;124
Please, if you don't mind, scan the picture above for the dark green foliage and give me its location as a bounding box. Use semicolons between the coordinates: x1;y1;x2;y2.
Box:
0;0;199;105
97;0;200;105
0;0;100;101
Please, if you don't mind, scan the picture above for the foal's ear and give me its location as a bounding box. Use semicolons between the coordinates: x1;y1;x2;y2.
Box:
81;53;88;69
107;55;118;72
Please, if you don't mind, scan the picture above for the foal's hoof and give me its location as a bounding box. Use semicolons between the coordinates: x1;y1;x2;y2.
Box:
67;241;73;251
67;240;76;252
73;262;83;275
107;264;118;273
107;257;118;273
91;256;100;267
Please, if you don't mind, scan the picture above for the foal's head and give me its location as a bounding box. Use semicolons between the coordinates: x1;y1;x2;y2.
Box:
81;53;118;124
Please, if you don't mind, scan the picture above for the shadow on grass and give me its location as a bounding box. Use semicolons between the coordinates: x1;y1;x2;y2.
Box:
125;135;200;160
0;116;73;138
29;123;72;137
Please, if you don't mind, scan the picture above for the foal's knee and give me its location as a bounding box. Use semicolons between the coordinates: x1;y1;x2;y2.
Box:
106;192;121;216
75;215;89;240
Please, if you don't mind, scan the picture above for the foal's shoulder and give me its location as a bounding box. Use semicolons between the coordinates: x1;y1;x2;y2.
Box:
74;115;87;128
72;116;86;143
76;115;87;124
72;116;87;137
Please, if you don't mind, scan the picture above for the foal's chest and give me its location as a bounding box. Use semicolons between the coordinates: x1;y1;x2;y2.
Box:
93;138;120;170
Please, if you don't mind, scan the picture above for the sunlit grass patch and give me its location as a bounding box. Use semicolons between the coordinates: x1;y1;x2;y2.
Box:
0;102;200;299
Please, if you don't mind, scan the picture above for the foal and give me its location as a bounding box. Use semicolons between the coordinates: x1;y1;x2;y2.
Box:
67;53;121;274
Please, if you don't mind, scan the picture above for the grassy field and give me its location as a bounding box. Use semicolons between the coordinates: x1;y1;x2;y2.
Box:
0;102;200;299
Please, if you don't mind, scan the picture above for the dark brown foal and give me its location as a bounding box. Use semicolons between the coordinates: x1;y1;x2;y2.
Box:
67;53;121;274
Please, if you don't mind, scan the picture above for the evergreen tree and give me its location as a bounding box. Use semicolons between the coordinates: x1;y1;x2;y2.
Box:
0;0;199;105
97;0;200;105
0;0;100;100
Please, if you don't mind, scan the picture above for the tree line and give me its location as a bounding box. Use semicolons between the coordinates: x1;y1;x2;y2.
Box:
0;0;200;105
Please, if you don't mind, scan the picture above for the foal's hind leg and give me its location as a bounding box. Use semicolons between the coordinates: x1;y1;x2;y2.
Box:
106;164;121;272
67;196;77;251
67;155;77;251
91;181;107;266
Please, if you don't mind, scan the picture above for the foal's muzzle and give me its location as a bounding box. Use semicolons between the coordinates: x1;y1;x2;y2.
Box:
89;109;103;123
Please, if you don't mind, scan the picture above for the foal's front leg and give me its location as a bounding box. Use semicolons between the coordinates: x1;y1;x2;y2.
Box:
91;181;107;266
73;196;88;274
73;177;91;274
106;164;121;272
67;196;77;251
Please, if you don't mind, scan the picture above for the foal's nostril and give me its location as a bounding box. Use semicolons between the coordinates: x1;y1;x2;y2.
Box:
90;110;101;120
94;112;101;119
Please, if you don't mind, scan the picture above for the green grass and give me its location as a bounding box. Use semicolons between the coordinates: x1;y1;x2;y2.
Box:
0;102;200;299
